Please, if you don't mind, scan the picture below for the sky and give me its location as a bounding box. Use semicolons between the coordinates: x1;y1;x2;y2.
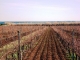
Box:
0;0;80;21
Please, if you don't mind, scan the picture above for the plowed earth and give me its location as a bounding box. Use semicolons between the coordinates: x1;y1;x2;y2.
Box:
24;27;67;60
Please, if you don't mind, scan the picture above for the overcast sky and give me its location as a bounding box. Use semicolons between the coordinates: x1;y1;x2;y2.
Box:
0;0;80;21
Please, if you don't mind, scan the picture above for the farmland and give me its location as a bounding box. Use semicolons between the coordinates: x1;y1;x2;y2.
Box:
0;24;80;60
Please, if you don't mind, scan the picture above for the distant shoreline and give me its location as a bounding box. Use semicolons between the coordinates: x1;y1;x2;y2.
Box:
0;21;80;24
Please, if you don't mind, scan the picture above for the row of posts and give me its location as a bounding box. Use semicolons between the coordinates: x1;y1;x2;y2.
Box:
5;31;32;60
58;30;80;60
5;29;39;60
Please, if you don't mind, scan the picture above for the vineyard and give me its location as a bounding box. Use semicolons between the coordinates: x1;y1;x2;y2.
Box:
0;25;80;60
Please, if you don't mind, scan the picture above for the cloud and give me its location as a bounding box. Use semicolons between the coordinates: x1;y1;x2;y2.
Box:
31;6;71;11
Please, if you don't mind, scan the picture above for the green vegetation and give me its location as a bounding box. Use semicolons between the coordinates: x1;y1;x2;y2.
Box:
66;50;77;60
0;24;6;26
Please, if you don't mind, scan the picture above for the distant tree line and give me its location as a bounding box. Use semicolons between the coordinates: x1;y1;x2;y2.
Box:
8;23;80;26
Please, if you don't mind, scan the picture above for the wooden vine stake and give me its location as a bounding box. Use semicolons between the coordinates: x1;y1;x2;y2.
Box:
72;29;74;60
17;31;22;60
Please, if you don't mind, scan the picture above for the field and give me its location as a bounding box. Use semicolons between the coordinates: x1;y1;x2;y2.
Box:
0;24;80;60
